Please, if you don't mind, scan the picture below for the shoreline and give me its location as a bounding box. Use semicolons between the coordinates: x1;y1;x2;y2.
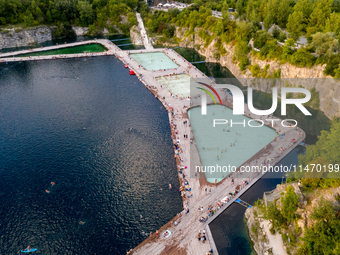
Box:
0;39;306;255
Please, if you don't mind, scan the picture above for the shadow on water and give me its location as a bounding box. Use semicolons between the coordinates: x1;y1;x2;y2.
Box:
209;146;305;255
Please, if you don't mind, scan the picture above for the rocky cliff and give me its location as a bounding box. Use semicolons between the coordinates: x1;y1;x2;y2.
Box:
175;27;340;119
130;25;143;45
245;184;340;255
72;26;90;36
0;26;52;49
72;26;110;36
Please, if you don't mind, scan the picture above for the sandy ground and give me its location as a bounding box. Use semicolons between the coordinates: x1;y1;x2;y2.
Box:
262;220;288;255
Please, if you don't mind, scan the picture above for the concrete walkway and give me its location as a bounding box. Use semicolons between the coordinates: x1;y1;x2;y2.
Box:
119;48;305;255
0;39;118;62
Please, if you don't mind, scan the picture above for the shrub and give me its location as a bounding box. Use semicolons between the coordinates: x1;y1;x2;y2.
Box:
239;57;250;70
254;31;271;48
235;40;250;60
273;69;281;78
259;39;280;60
324;53;340;77
289;48;316;68
250;64;261;77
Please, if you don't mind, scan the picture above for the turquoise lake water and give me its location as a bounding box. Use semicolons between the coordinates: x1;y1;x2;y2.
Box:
130;52;179;70
188;105;278;183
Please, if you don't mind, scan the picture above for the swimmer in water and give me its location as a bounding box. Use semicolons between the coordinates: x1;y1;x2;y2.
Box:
79;221;85;225
169;184;172;189
51;182;55;186
45;190;50;193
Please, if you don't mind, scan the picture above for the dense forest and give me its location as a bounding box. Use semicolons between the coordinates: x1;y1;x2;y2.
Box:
0;0;149;35
144;0;340;77
3;0;340;77
289;119;340;188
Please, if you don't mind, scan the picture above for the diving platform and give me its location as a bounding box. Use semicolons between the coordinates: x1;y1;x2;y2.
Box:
110;38;131;42
116;43;134;47
235;199;252;208
190;60;206;64
299;142;310;147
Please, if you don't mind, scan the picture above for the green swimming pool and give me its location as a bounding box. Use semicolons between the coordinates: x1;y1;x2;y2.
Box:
130;52;178;70
188;105;278;183
16;44;107;57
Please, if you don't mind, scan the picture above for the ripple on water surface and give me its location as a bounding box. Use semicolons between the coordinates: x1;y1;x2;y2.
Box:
0;56;182;254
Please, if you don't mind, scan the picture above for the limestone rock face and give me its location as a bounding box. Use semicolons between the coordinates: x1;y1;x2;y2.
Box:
245;207;265;255
175;26;340;119
72;26;89;36
130;25;143;45
0;26;52;49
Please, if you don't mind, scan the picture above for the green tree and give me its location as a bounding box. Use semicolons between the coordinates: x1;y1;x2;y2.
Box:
235;40;250;60
310;32;339;57
35;6;44;23
281;185;299;223
215;20;224;36
298;199;340;254
324;12;340;37
23;10;35;27
46;10;53;23
289;47;316;67
254;30;271;48
287;11;304;40
77;1;94;26
266;202;286;229
308;0;333;32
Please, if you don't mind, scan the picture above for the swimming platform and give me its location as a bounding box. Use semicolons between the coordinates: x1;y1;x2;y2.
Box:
188;105;277;183
156;74;201;98
130;52;179;71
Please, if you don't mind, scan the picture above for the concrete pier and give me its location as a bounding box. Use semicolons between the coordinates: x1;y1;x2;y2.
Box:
0;39;117;61
0;19;305;255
